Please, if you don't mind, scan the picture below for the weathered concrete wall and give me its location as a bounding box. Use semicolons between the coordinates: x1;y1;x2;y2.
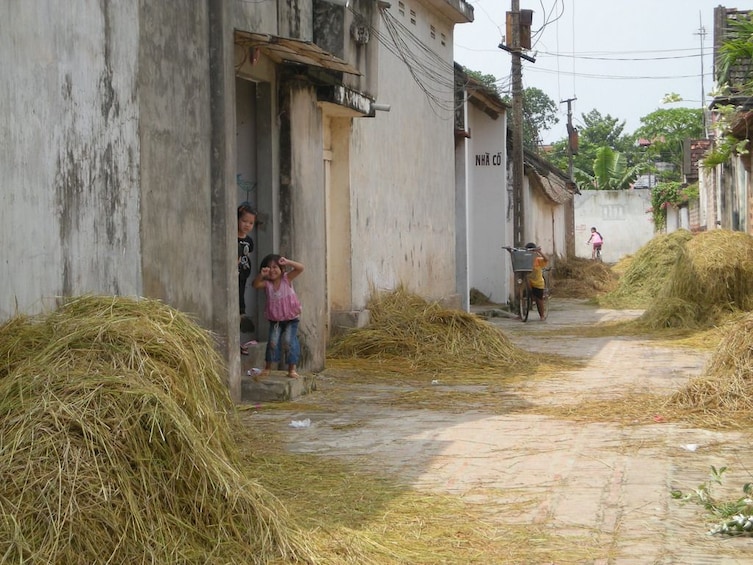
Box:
465;104;508;305
573;190;654;262
349;1;457;307
235;0;277;34
525;190;563;256
314;0;379;98
2;1;241;398
280;80;327;371
138;2;214;320
1;1;141;318
279;0;313;40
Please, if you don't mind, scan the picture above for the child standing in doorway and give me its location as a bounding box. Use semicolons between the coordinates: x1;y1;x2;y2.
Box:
237;202;257;355
252;254;304;379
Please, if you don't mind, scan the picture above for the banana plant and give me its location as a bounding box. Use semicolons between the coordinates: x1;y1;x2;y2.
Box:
573;146;642;190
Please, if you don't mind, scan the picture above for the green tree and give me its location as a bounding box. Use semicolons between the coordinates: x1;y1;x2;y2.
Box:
574;146;641;190
548;109;637;180
463;68;498;91
502;87;559;149
634;107;704;181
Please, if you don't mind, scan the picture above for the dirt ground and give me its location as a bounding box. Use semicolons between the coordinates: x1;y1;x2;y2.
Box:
245;298;753;564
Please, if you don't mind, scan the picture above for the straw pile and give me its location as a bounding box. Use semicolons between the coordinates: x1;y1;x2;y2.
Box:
550;256;617;298
0;296;309;564
666;312;753;427
639;230;753;329
328;286;529;372
600;229;693;309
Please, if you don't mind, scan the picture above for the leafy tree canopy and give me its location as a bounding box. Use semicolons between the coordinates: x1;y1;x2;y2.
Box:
573;146;641;191
634;107;704;179
548;109;637;179
463;68;498;91
520;87;559;148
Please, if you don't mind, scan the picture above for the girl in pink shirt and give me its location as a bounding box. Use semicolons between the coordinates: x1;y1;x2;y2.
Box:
252;254;304;378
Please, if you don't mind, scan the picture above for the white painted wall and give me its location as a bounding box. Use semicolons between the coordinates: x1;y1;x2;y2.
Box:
349;1;458;306
524;188;567;257
573;190;654;262
465;105;508;305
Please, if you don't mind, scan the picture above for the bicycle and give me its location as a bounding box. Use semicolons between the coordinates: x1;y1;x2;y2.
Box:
588;242;602;262
503;246;551;322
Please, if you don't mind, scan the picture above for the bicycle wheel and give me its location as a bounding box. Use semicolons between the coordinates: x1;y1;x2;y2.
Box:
517;276;530;322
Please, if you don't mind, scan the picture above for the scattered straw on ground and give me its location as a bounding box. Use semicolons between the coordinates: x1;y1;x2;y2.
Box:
665;312;753;429
328;286;531;375
238;418;611;565
551;255;618;299
638;230;753;329
600;229;694;309
0;295;312;564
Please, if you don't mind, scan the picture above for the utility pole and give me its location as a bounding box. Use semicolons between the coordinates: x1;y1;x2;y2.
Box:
561;97;577;181
561;96;577;258
510;0;524;247
500;2;534;247
695;12;707;137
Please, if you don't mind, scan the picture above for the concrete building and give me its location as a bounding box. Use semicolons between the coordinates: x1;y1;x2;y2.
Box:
1;0;474;400
454;69;509;309
454;67;574;307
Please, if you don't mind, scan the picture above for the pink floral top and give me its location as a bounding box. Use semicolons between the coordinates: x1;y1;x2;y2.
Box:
263;273;302;321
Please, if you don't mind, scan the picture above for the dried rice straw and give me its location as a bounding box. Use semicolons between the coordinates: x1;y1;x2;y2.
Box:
0;295;313;564
328;286;531;374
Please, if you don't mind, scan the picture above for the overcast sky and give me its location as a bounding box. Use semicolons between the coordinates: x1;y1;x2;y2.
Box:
453;0;753;144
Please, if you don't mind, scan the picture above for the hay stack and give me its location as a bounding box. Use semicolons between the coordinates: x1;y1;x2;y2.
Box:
667;313;753;425
640;230;753;328
601;229;693;309
328;286;529;372
0;296;308;564
550;256;617;298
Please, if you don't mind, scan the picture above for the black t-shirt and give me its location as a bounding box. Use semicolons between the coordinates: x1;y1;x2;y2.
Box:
238;236;254;279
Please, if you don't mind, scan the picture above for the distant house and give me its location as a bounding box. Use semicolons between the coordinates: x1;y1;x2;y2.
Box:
700;5;753;233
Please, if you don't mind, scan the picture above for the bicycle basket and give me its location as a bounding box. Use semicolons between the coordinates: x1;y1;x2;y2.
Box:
511;249;534;272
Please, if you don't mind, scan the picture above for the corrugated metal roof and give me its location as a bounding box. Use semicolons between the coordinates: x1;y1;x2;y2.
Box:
235;31;361;76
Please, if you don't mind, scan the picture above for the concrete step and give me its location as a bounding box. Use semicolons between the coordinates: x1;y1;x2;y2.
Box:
240;340;266;371
239;340;316;402
241;372;317;403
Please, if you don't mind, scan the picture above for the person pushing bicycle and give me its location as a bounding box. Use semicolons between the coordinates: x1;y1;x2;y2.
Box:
525;242;549;320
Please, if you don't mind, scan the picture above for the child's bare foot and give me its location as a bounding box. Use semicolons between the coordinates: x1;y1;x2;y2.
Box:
287;371;300;379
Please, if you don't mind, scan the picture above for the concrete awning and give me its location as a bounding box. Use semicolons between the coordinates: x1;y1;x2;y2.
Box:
235;31;361;76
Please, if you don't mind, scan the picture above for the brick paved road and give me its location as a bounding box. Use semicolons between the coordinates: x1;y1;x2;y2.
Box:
250;299;753;564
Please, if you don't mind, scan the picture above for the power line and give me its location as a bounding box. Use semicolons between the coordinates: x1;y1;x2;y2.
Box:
527;66;712;81
537;51;709;62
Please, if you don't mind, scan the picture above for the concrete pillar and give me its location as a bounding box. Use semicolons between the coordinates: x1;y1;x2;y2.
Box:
208;0;241;402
